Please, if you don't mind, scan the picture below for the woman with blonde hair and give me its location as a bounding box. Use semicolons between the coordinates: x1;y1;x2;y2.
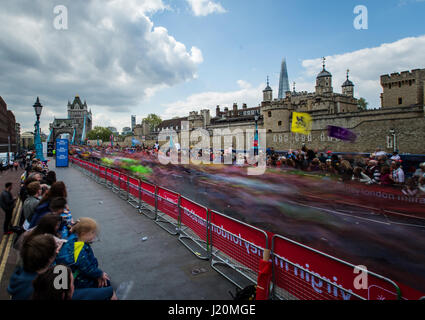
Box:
55;218;111;289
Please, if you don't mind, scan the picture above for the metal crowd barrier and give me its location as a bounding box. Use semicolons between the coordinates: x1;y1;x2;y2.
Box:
139;181;157;220
69;156;412;300
154;186;180;235
178;197;210;260
270;234;401;300
209;209;269;289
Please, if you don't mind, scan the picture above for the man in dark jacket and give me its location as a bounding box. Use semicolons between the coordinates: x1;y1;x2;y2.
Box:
0;182;16;235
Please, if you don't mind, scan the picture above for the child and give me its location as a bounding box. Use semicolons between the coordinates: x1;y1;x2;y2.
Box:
55;218;111;289
49;197;73;239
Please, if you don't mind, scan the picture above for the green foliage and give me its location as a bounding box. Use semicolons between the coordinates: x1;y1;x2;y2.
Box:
143;114;162;130
87;126;113;142
357;97;368;111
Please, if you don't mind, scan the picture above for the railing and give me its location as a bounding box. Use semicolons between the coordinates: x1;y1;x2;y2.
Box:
69;156;425;300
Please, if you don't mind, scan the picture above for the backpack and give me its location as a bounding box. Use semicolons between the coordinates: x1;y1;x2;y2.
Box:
229;285;257;301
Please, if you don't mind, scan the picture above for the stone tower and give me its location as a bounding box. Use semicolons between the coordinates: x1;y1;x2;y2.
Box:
67;95;92;142
263;77;273;102
315;57;333;95
342;69;354;97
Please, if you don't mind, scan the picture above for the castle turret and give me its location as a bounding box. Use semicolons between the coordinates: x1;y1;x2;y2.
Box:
263;76;273;102
315;57;333;95
342;69;354;97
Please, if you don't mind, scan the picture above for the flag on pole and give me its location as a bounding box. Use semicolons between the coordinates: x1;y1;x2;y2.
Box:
71;128;76;145
169;134;173;149
291;112;312;135
327;125;357;142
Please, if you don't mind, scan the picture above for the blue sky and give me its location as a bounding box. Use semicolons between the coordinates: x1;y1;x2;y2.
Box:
1;0;424;133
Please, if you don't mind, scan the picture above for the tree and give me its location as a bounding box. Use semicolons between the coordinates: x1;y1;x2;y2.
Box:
87;126;113;142
358;98;368;111
143;114;162;131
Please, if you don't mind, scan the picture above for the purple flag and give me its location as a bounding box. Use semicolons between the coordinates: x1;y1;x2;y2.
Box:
327;125;357;142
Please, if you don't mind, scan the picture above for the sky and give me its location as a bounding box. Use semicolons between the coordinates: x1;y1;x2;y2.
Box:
1;0;425;134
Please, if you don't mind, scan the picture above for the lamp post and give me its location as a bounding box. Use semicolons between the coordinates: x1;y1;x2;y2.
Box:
254;113;259;157
33;97;45;161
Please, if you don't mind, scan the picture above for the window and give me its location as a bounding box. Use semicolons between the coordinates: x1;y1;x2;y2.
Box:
388;84;391;89
409;80;412;86
278;121;282;126
273;135;277;142
268;129;272;133
399;82;401;88
268;111;272;118
387;136;393;149
278;135;283;142
398;97;403;105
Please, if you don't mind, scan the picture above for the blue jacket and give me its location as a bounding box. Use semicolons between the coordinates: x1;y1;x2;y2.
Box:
55;234;103;288
7;266;113;300
29;201;51;228
7;267;38;300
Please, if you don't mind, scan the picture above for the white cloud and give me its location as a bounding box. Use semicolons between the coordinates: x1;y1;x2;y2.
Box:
161;80;264;119
0;0;202;133
186;0;226;16
298;35;425;108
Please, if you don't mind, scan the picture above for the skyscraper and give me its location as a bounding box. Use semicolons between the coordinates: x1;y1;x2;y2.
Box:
278;58;290;99
131;115;136;131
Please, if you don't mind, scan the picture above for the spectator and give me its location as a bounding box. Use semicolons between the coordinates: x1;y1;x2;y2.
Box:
390;151;401;162
402;178;418;197
16;213;64;253
29;181;68;228
366;160;381;184
56;218;111;289
8;234;57;300
338;160;353;182
380;166;393;186
413;162;425;179
49;197;73;239
32;265;74;300
40;171;57;186
0;182;16;235
390;161;405;184
22;181;42;230
318;152;327;164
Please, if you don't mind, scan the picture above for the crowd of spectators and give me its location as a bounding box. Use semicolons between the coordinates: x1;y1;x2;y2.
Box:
80;142;425;197
0;153;117;300
266;145;425;196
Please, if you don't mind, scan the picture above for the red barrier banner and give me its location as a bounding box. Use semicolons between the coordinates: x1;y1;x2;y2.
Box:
209;210;268;277
272;235;404;300
99;166;106;180
156;187;179;220
128;176;140;198
180;197;208;241
338;182;425;217
140;181;156;208
119;173;128;190
106;168;113;182
112;170;120;187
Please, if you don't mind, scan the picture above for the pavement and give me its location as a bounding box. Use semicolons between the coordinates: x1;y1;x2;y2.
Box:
0;160;236;300
0;166;25;300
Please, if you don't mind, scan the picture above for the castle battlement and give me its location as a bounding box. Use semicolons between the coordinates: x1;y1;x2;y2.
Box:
380;68;425;83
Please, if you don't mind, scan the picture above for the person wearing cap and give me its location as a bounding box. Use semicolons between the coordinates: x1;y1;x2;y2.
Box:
390;151;401;162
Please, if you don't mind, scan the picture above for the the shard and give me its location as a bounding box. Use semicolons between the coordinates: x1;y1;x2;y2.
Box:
278;58;290;99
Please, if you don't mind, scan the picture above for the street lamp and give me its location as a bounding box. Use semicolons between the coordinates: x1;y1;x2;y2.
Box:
254;112;259;157
33;97;45;161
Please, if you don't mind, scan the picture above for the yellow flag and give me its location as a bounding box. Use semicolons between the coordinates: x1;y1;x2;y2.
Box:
291;112;312;135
